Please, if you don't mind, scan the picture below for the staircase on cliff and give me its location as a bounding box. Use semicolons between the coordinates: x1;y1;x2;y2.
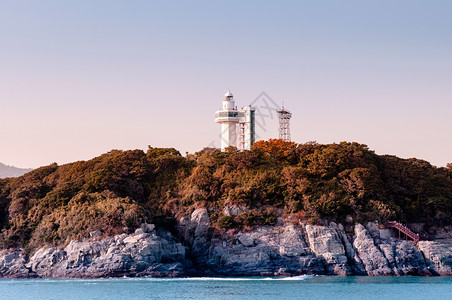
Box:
386;221;420;244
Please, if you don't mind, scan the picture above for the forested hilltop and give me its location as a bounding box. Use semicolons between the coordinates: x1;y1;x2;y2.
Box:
0;140;451;253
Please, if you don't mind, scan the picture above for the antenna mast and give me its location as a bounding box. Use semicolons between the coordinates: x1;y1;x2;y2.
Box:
277;104;292;142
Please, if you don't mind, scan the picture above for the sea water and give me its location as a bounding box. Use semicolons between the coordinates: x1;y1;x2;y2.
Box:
0;276;451;300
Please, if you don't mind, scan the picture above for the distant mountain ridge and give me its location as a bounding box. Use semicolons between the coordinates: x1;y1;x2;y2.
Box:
0;162;32;178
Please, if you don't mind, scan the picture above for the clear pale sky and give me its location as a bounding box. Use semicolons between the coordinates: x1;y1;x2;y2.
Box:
1;1;451;168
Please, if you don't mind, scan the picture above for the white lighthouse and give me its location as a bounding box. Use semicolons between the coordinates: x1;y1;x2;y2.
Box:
215;90;255;151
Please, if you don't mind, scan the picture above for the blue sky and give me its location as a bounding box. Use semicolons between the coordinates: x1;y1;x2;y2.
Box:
1;1;451;168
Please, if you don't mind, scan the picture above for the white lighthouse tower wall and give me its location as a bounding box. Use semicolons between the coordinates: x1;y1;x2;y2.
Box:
215;90;240;151
215;90;255;151
221;122;237;150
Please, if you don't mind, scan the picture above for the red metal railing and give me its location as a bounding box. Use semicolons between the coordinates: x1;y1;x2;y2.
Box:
386;221;420;244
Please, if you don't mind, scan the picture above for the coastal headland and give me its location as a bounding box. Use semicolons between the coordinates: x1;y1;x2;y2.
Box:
0;140;451;277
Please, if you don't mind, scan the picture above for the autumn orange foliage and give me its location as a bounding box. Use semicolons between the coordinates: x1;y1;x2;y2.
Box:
252;139;298;162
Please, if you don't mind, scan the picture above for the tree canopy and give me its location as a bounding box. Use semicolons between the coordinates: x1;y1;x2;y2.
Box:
0;140;451;252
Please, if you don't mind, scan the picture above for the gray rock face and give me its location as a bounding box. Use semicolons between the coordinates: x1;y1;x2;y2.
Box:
305;224;351;275
338;230;367;275
203;225;323;276
179;208;210;244
0;250;36;278
418;241;452;276
352;223;393;275
365;221;381;239
184;208;211;263
379;240;429;275
189;221;435;277
0;224;186;278
1;220;451;278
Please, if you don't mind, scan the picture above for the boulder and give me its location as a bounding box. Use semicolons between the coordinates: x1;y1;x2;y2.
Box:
238;235;255;247
190;208;210;238
223;203;248;216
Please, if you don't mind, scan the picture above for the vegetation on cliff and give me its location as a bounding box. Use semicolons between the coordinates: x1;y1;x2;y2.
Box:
0;140;451;252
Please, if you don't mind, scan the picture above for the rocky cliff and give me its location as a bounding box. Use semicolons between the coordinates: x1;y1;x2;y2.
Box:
1;208;451;278
0;224;186;278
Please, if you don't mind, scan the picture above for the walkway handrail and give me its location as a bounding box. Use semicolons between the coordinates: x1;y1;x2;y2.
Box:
386;221;420;243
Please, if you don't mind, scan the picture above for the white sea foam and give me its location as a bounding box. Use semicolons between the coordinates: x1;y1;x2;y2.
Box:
121;275;315;282
0;275;315;284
